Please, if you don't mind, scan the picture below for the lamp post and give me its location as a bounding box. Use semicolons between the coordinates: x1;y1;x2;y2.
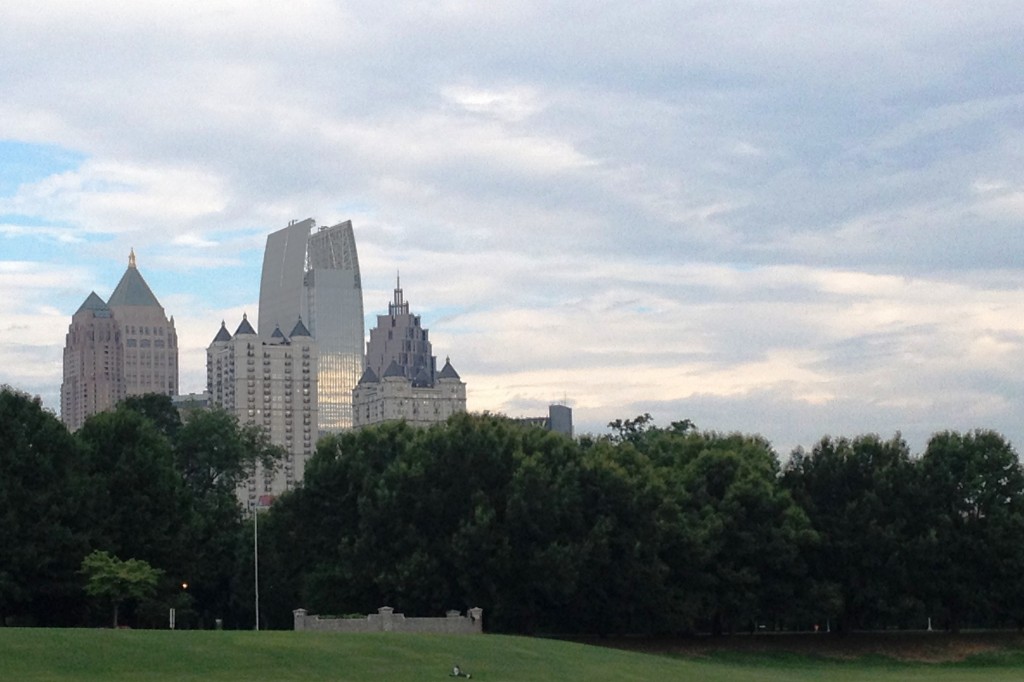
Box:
253;502;260;631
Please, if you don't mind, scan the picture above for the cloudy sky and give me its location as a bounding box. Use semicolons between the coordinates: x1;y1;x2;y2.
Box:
2;1;1023;455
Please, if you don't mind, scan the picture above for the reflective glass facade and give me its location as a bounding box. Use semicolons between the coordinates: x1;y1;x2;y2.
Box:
259;218;364;434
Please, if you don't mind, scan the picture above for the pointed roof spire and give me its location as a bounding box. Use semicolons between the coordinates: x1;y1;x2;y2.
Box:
438;356;461;380
289;317;312;337
382;359;406;379
389;271;409;316
108;252;162;308
75;292;111;317
412;366;432;388
358;366;379;385
212;320;232;343
234;313;256;336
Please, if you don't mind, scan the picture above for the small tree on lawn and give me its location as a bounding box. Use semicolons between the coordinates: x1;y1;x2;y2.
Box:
80;550;163;627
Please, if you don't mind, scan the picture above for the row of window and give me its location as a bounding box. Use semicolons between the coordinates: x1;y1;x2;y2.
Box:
125;339;168;348
126;325;167;336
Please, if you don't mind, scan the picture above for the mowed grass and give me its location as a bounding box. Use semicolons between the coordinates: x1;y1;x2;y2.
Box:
2;628;1024;682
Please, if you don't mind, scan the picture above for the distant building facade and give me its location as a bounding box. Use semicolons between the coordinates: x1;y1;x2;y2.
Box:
353;279;466;429
61;251;178;431
258;218;364;433
512;404;574;438
207;315;318;509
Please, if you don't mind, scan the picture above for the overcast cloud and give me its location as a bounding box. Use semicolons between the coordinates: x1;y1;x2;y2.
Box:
1;1;1023;455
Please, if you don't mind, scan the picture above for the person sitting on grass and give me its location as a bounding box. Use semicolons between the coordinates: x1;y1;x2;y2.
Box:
450;664;471;678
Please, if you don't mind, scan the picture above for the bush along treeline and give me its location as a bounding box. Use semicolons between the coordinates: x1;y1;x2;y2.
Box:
0;387;280;628
4;384;1024;634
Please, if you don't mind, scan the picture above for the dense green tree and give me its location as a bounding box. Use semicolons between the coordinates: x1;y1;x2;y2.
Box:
174;409;282;498
0;387;89;625
676;433;813;634
76;407;190;585
118;394;182;440
782;434;919;631
80;550;163;627
916;430;1024;630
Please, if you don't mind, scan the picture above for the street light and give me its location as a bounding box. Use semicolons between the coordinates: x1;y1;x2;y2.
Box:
253;494;274;631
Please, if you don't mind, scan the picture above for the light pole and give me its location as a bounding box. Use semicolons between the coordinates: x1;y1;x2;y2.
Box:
253;503;260;631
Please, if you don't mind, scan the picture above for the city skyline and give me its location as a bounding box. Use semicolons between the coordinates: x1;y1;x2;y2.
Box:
2;3;1024;454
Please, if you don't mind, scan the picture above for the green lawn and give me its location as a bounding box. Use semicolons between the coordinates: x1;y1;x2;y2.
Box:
2;628;1024;682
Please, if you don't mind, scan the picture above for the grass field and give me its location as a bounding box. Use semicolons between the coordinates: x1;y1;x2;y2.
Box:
3;628;1024;682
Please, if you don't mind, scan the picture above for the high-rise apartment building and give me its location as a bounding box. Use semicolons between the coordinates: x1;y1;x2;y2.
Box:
61;251;178;431
207;315;318;508
353;279;466;429
258;218;364;433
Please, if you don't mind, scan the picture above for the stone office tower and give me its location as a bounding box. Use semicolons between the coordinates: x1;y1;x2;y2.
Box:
353;278;466;429
258;218;364;433
61;250;178;431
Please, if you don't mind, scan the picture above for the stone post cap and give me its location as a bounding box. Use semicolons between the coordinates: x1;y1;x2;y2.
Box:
378;606;394;615
293;608;308;615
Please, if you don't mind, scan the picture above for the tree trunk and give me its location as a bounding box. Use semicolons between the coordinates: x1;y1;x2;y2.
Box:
112;603;119;628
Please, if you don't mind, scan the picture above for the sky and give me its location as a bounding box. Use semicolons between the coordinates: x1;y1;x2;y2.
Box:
2;1;1023;456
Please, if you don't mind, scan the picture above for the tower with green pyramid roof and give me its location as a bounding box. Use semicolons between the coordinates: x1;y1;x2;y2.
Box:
60;250;179;431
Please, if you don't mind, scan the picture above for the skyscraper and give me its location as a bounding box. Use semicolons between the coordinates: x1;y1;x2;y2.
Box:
305;221;365;432
364;276;435;383
353;278;466;429
257;219;312;339
61;294;123;431
258;218;364;433
61;251;178;431
207;316;318;507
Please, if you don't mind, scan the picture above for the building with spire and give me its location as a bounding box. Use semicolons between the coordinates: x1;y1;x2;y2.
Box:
353;278;466;429
61;250;178;431
258;218;364;433
207;315;318;508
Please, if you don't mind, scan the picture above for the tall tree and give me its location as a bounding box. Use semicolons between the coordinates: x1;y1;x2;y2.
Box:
76;407;190;583
674;432;813;634
0;387;89;625
917;430;1024;630
782;434;918;631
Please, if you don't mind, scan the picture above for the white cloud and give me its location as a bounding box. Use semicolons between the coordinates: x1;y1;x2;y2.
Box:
1;160;228;239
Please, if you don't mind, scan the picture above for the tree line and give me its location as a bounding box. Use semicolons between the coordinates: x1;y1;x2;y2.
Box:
3;385;1024;633
260;412;1024;634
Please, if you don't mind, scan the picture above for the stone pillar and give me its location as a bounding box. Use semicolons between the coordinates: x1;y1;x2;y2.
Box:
293;608;308;631
468;607;483;633
378;606;394;632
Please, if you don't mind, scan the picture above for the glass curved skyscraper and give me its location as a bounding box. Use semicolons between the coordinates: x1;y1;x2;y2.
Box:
258;218;365;433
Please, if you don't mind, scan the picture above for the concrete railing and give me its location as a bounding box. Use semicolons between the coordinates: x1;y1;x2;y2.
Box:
294;606;483;634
